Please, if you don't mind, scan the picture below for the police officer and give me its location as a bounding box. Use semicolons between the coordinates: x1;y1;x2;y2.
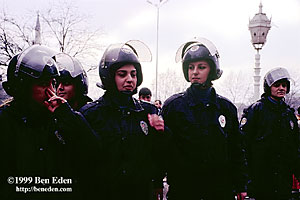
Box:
240;67;300;200
55;53;92;110
79;40;165;200
154;100;162;115
0;45;98;200
162;38;247;200
138;87;160;116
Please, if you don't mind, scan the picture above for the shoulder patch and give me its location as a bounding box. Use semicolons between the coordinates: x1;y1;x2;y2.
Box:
240;117;247;126
290;120;294;130
140;121;149;135
218;115;226;128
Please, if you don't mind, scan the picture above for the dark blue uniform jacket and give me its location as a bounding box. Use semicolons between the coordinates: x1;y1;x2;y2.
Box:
0;101;98;200
162;86;247;199
240;96;300;198
80;92;166;200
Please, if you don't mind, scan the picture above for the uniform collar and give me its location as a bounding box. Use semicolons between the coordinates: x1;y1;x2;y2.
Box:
262;96;288;110
186;85;219;109
102;91;144;112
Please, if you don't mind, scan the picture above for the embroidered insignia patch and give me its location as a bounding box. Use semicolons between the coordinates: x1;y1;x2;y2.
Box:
240;117;247;126
218;115;226;128
290;120;294;130
140;121;149;135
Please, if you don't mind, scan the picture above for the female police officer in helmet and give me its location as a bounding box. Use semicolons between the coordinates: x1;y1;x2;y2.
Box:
240;67;300;200
54;53;92;110
162;38;247;200
0;45;100;200
79;40;165;200
0;45;70;199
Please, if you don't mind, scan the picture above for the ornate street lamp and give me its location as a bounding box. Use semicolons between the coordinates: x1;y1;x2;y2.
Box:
249;3;271;100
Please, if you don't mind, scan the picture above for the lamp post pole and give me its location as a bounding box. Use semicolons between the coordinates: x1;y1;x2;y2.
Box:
248;3;271;101
155;5;159;100
147;0;169;100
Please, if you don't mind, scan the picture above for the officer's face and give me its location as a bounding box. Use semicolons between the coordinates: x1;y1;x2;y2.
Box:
31;78;56;106
57;80;76;101
115;64;137;92
154;100;161;109
140;95;151;102
270;80;288;99
188;60;210;84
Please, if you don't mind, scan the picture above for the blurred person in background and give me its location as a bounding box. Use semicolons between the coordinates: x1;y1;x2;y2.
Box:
139;87;152;102
154;99;162;115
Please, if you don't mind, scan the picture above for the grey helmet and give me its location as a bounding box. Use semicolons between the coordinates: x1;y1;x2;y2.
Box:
263;67;291;94
2;45;59;97
99;40;152;90
54;53;89;95
175;37;222;82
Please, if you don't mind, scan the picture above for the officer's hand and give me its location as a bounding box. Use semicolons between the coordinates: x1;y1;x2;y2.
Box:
236;192;247;200
44;88;67;112
148;114;164;132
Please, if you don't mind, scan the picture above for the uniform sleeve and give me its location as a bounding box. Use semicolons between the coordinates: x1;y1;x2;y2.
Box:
225;103;248;193
238;104;261;193
54;102;100;146
54;103;101;198
148;114;172;191
161;99;178;132
0;109;15;199
239;102;261;137
291;113;300;179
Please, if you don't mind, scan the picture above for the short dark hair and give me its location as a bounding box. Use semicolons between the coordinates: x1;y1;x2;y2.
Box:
139;87;152;97
155;100;162;105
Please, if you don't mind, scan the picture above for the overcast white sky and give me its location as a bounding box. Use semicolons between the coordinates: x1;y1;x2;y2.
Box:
1;0;300;100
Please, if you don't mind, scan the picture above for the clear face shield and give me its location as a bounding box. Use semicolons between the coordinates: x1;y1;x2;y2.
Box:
55;53;85;78
175;37;219;63
15;45;58;78
101;40;152;63
264;67;291;87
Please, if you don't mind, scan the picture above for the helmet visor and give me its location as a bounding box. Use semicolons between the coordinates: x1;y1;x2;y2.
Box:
102;40;152;63
55;53;84;78
16;45;58;78
264;68;291;87
175;37;219;63
126;40;152;62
